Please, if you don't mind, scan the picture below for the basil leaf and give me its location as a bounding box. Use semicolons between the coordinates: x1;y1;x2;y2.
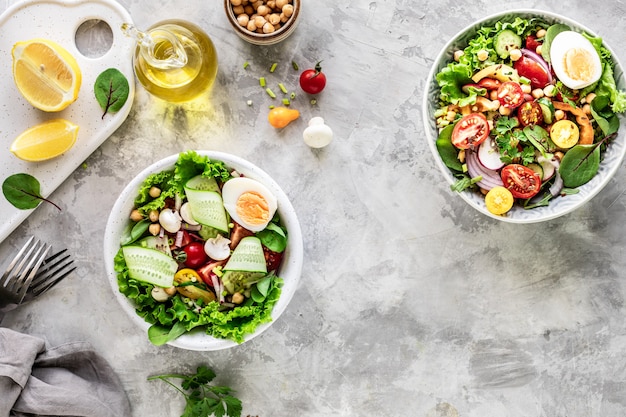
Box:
559;145;601;188
94;68;130;119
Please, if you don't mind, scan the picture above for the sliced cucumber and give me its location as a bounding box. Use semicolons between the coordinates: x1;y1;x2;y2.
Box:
494;29;522;59
221;270;265;295
527;163;544;181
537;98;555;125
122;246;178;287
184;187;229;232
224;236;267;273
185;175;220;192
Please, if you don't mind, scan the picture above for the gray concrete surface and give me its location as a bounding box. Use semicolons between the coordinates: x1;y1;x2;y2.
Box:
2;0;626;416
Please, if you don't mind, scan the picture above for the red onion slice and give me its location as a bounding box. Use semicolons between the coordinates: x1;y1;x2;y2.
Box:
466;150;504;190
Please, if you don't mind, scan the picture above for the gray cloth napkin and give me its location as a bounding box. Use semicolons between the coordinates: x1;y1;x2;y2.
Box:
0;328;131;417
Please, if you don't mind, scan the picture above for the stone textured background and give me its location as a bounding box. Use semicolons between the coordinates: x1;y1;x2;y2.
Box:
2;0;626;416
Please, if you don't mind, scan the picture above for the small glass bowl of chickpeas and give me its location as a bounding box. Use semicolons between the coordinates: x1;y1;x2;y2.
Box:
224;0;300;45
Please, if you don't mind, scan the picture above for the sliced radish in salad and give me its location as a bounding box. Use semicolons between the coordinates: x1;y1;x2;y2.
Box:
477;137;505;170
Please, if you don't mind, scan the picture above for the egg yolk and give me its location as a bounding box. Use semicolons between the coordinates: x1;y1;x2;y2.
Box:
236;191;270;226
562;48;596;82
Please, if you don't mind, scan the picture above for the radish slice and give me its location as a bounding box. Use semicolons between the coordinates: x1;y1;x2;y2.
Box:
477;138;505;170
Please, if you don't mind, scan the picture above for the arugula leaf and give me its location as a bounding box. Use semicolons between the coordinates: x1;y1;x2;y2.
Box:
149;366;242;417
2;173;61;211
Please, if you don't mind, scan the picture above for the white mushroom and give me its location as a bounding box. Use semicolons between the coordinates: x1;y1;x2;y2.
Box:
159;208;182;233
151;286;173;302
179;202;199;225
303;117;333;148
204;234;232;260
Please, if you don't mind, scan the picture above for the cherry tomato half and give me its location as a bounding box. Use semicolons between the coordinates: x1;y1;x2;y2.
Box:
299;61;326;95
182;242;208;268
451;113;490;150
501;164;542;199
518;101;543;126
497;81;525;109
514;55;550;90
524;35;541;53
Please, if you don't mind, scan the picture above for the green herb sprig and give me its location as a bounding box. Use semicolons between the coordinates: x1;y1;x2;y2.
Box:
148;366;242;417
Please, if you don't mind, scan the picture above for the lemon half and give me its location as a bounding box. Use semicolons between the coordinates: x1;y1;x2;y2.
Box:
10;119;79;161
12;38;82;112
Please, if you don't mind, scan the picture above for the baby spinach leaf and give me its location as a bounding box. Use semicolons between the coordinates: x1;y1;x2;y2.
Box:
2;173;61;210
559;145;600;188
256;222;287;253
436;124;463;172
94;68;130;119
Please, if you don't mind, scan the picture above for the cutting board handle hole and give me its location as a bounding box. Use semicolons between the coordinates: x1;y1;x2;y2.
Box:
75;19;114;58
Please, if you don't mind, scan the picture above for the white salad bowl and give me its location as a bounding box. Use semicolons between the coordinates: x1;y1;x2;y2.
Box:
423;9;626;223
103;151;303;351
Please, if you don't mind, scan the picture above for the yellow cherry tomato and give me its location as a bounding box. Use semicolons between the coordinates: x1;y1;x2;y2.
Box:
485;186;514;215
268;106;300;128
550;120;580;149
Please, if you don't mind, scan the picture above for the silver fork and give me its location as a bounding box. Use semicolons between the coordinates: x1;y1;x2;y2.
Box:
0;236;51;308
23;248;75;301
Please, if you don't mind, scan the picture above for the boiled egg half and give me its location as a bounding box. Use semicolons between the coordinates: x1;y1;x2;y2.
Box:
222;177;277;232
550;30;602;90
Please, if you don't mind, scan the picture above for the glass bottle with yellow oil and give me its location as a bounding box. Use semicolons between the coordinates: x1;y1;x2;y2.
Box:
122;20;218;102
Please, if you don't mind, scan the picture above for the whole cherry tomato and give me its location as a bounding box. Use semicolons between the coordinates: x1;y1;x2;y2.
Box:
182;242;208;268
299;61;326;94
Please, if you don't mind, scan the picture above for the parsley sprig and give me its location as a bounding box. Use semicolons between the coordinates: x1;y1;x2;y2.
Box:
493;116;534;165
149;366;242;417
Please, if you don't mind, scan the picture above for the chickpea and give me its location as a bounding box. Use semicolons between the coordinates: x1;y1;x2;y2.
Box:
446;110;456;122
509;49;522;61
149;186;161;198
244;5;254;14
279;12;289;23
268;13;280;25
233;5;244;14
531;88;544;99
585;93;596;104
252;0;263;10
267;0;276;8
254;15;266;28
257;4;270;15
148;223;161;236
476;49;489;61
554;109;566;121
453;50;464;62
232;292;245;304
536;44;543;55
520;83;532;94
275;0;288;8
148;209;159;222
499;106;512;116
246;19;256;31
543;84;556;97
489;90;498;101
282;3;294;17
583;103;591;115
230;0;242;5
237;13;249;27
164;286;177;296
129;209;143;222
536;28;547;38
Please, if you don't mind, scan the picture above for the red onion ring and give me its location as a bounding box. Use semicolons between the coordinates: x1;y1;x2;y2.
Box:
466;149;504;190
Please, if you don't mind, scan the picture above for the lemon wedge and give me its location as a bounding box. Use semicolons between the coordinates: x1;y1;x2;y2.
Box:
12;38;82;112
10;119;79;161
